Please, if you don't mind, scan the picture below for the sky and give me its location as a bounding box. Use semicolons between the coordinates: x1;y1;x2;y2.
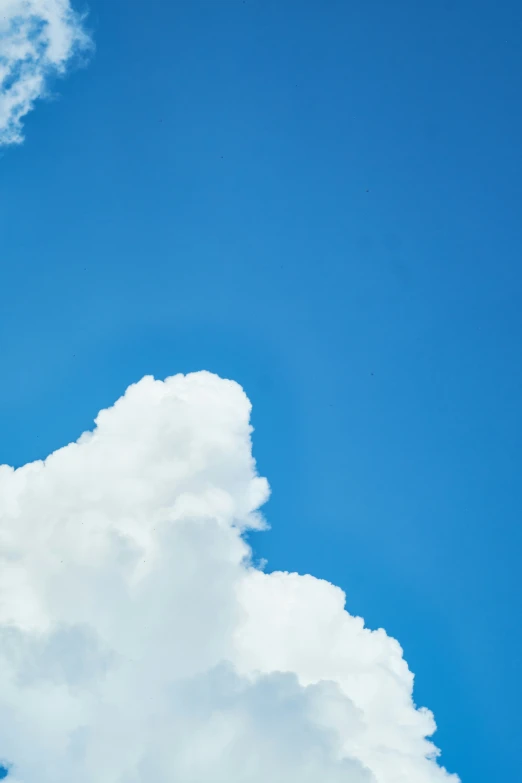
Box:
0;0;521;780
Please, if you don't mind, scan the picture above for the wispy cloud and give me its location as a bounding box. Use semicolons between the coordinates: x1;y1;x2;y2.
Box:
0;0;91;145
0;371;459;783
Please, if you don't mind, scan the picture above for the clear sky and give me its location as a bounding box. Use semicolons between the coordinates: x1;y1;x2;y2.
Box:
1;1;522;780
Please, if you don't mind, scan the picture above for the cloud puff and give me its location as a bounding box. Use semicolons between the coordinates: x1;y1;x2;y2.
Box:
0;0;90;145
0;372;459;783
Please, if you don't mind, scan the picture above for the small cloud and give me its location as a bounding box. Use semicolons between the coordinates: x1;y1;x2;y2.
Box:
0;0;92;146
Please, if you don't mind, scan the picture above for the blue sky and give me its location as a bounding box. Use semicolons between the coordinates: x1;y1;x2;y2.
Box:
1;0;522;780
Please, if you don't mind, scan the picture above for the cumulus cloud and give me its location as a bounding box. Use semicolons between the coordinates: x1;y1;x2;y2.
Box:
0;0;90;145
0;371;459;783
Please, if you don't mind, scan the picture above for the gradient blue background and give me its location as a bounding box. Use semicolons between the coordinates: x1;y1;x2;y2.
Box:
2;1;521;779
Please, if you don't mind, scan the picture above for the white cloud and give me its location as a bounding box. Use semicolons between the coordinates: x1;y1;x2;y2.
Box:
0;371;459;783
0;0;90;145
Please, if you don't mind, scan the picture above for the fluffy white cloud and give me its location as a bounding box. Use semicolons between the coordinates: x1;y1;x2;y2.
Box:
0;372;459;782
0;0;90;145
